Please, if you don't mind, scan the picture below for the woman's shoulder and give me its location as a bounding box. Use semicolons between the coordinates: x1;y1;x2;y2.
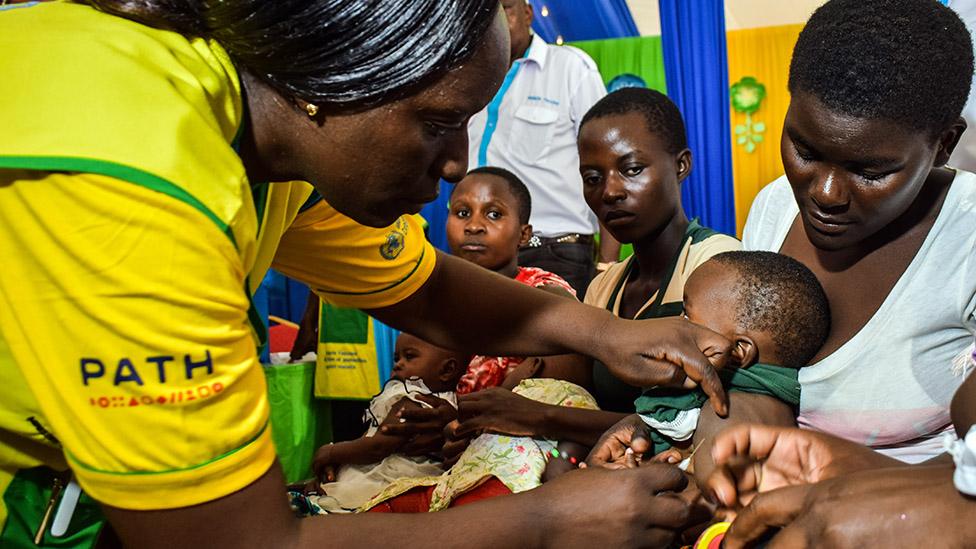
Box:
583;260;631;307
742;175;796;251
926;168;976;246
947;168;976;206
684;231;742;274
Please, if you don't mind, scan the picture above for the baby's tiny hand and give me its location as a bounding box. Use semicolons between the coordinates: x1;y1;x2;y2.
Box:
651;447;685;465
311;443;338;483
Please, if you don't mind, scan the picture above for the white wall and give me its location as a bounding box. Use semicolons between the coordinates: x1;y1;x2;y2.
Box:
629;0;826;36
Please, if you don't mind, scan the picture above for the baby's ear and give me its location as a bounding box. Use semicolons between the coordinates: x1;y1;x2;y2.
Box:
439;357;460;382
730;334;758;368
518;223;533;248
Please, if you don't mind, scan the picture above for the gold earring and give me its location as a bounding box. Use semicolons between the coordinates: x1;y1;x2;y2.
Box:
305;103;319;118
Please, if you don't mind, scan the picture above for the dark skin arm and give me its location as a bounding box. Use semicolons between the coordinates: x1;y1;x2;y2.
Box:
367;251;732;413
706;368;976;549
703;372;976;506
450;389;628;446
690;393;796;487
104;459;698;549
312;435;405;482
393;355;613;462
533;353;593;389
437;351;603;447
311;399;420;483
289;293;320;361
722;464;975;549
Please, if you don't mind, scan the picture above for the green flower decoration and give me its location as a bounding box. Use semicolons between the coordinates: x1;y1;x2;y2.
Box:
730;76;766;114
730;76;767;154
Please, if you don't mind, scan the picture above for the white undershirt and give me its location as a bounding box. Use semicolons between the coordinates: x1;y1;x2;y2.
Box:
743;171;976;463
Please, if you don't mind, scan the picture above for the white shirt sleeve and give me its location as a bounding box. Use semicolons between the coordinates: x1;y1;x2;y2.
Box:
568;51;607;136
946;425;976;495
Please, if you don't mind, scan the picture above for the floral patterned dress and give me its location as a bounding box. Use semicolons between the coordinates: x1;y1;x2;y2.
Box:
360;378;598;512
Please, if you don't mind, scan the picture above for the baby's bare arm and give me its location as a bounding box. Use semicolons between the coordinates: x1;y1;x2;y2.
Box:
691;392;795;488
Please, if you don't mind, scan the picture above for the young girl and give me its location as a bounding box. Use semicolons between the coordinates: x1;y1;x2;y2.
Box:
446;167;583;393
353;170;599;512
302;332;468;513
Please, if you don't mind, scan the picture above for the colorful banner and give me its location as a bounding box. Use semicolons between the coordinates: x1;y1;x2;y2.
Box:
726;24;803;235
574;24;804;238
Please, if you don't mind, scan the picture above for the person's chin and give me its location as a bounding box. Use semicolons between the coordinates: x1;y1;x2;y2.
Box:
802;221;859;251
356;205;404;228
457;252;496;269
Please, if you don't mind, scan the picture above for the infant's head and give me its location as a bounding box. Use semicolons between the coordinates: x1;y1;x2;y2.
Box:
392;332;469;392
683;251;830;368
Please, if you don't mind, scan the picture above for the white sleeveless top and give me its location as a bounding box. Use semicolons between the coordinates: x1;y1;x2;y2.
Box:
743;171;976;463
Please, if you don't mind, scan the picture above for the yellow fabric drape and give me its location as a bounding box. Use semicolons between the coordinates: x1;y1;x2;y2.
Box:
726;24;803;236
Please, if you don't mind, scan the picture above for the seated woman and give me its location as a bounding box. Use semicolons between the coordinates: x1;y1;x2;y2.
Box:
739;0;976;464
589;0;976;494
578;88;741;413
396;88;741;455
680;7;976;543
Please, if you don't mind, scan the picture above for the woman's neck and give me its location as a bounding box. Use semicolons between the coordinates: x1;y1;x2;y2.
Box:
237;70;304;185
629;212;690;283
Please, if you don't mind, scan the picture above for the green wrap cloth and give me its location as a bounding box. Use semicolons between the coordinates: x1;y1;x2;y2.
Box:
634;363;800;455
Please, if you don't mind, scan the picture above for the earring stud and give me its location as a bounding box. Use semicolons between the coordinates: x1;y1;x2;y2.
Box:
305;103;319;118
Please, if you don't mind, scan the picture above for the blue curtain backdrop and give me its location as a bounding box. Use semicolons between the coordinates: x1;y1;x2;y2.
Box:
420;181;454;252
529;0;639;43
659;0;737;236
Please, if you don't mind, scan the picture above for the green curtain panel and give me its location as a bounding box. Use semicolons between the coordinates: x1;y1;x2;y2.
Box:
569;36;667;93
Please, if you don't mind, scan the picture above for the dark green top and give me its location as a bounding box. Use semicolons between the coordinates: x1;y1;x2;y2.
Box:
634;362;801;455
591;219;721;412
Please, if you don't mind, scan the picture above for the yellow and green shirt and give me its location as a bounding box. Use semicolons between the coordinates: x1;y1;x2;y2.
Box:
0;0;435;537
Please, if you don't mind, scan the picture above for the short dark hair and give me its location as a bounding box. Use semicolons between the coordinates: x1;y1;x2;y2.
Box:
789;0;973;136
458;166;532;225
710;251;830;368
86;0;499;111
579;88;688;154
